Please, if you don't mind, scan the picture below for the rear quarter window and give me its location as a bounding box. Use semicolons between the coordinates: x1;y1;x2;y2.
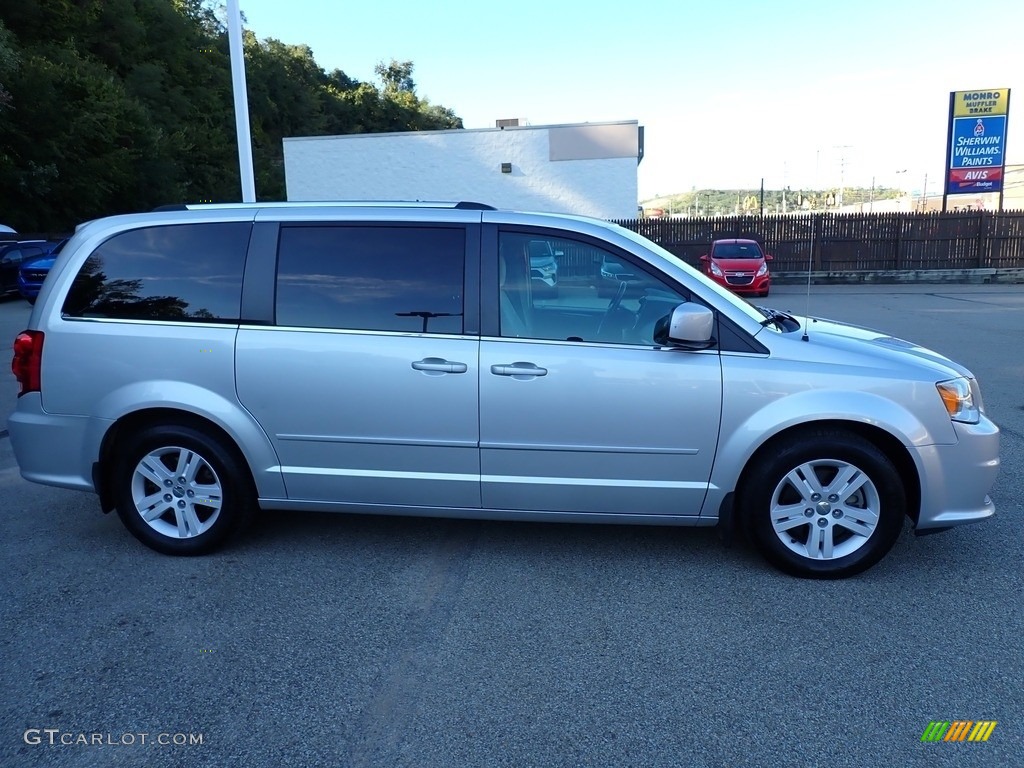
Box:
62;223;251;322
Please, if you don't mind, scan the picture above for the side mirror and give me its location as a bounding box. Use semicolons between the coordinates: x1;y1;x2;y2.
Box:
699;254;709;262
765;253;774;261
653;303;715;349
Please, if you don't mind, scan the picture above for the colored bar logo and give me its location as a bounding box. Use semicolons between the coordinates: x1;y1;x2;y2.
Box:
921;721;997;742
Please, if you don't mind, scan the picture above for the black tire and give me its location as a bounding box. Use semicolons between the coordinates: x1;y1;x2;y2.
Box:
739;428;905;578
112;424;255;555
759;287;770;298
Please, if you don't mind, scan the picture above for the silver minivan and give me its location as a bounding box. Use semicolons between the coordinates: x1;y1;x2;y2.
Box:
8;202;1000;578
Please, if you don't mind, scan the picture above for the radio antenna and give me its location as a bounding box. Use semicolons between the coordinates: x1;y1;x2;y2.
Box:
802;214;814;341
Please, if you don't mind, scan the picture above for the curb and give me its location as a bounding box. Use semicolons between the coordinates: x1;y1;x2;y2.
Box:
774;267;1024;286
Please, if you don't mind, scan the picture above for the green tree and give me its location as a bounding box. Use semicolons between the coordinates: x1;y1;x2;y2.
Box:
0;19;18;109
375;59;415;94
0;0;463;230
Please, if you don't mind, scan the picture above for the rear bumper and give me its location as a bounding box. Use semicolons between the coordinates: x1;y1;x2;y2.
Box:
912;416;999;530
7;393;110;493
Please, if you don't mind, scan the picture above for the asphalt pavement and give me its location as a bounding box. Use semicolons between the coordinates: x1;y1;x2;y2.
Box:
1;286;1021;768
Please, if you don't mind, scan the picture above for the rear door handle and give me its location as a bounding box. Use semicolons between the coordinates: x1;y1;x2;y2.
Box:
490;362;548;378
412;358;468;374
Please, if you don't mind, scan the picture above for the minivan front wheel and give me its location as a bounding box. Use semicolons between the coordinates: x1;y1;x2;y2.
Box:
741;430;905;578
112;425;254;555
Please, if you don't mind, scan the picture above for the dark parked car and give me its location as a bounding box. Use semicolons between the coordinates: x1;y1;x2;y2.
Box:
18;239;68;304
0;241;54;298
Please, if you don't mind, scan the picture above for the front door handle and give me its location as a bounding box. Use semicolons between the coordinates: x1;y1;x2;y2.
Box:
412;358;468;375
490;362;548;378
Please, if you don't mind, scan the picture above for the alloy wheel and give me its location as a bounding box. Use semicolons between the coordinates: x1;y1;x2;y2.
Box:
130;445;224;540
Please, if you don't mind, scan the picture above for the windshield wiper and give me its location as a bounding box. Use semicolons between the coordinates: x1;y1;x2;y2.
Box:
757;306;801;332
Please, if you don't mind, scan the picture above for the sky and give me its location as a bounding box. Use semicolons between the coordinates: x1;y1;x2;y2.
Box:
237;0;1024;201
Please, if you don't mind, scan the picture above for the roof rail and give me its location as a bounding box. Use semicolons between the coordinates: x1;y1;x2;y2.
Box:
453;201;496;210
151;200;496;212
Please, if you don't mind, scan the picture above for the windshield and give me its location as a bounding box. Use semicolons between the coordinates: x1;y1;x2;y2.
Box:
612;225;770;325
713;242;763;259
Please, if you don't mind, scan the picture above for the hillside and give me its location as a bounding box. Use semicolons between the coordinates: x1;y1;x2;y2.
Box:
643;187;904;216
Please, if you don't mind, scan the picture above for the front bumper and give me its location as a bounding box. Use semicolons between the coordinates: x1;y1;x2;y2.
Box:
17;275;42;299
912;416;1000;530
708;272;770;295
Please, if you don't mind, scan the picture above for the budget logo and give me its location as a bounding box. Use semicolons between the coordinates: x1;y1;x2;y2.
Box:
921;721;997;742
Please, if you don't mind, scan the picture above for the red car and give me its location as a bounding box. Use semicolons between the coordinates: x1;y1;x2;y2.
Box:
699;238;772;297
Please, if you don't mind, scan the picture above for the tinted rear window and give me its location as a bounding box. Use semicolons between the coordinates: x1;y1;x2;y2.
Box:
62;223;251;322
275;225;465;334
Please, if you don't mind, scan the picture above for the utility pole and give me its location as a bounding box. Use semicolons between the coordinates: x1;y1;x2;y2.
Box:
834;145;853;208
782;161;789;214
815;148;821;196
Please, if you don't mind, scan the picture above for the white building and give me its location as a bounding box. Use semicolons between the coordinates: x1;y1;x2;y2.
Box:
283;120;642;220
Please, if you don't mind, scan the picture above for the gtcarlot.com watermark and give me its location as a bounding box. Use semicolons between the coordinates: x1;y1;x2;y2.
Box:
24;728;203;747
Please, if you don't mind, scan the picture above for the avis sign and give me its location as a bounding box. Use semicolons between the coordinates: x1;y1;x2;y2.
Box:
946;89;1011;195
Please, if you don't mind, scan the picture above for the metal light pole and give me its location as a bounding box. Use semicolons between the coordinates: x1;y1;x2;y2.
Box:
227;0;256;202
894;169;908;210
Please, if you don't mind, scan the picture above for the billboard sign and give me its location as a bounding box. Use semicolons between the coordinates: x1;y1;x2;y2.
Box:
945;89;1010;195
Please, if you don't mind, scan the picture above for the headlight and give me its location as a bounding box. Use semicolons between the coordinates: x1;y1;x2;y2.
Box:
710;262;724;277
936;378;980;424
969;377;986;414
756;262;768;277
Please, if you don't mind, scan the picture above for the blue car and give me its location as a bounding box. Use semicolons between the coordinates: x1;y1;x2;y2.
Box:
18;239;67;304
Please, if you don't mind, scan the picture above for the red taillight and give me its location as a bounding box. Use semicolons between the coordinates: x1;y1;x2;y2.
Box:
12;330;44;396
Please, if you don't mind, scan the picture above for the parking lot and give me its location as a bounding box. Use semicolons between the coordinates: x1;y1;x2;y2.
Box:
1;283;1022;768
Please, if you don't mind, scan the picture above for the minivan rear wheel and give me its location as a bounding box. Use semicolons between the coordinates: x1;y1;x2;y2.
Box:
112;424;254;555
740;429;905;578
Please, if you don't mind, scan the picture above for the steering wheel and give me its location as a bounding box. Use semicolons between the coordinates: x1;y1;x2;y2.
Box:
596;278;632;338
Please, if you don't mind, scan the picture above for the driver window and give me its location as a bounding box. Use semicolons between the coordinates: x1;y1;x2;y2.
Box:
498;231;688;346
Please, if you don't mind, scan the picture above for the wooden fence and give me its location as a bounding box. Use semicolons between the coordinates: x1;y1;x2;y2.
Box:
16;210;1024;275
613;211;1024;272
